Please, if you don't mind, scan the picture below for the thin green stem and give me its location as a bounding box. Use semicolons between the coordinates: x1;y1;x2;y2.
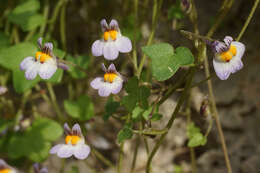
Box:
46;83;64;121
130;137;140;173
92;148;115;168
158;70;190;105
117;142;124;173
46;0;65;39
60;1;68;50
39;0;50;36
202;1;235;172
146;68;197;173
236;0;259;41
206;0;234;38
137;0;163;77
133;0;139;73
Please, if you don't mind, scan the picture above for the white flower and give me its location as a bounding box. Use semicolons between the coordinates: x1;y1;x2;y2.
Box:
210;36;245;80
20;38;57;80
90;63;123;97
91;19;132;60
50;123;91;160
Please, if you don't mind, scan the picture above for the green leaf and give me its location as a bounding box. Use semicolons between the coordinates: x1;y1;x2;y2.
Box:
64;95;94;121
142;43;178;81
121;95;138;112
30;118;63;142
168;5;184;20
142;106;153;120
187;123;200;138
8;0;44;31
66;55;90;79
173;47;194;66
151;113;163;121
187;123;207;147
139;86;150;108
0;42;37;70
188;133;207;147
117;125;133;143
142;43;194;81
122;77;150;111
103;97;120;121
7;118;62;162
125;77;139;95
0;32;10;50
132;106;144;119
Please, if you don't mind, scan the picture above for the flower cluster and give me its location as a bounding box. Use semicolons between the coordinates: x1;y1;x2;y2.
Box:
50;123;91;160
90;19;132;97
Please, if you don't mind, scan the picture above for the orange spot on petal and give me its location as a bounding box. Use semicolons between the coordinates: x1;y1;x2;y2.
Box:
104;73;117;83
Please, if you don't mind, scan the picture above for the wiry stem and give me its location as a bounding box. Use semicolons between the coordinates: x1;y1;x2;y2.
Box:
236;0;259;41
146;68;197;173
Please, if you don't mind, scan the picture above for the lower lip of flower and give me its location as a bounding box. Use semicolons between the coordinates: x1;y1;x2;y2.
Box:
65;135;81;145
0;169;11;173
35;51;51;63
104;73;117;83
220;45;237;62
103;30;117;41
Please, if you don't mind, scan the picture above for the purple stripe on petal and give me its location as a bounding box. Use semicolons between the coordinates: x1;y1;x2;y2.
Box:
115;36;132;53
224;36;233;47
91;77;103;90
109;19;119;31
64;123;71;135
101;19;108;32
101;63;107;72
74;144;91;160
38;37;43;49
72;124;82;136
103;42;119;60
107;63;116;72
92;40;104;57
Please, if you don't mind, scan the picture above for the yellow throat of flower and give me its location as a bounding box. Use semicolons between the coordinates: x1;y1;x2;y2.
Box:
0;169;11;173
35;51;51;63
103;30;118;41
220;45;237;62
104;73;117;83
65;135;81;145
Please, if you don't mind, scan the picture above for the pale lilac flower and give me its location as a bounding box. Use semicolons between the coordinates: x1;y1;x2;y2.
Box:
209;36;245;80
33;163;48;173
0;86;7;95
90;63;123;97
91;19;132;60
20;37;58;80
50;123;91;160
0;159;17;173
